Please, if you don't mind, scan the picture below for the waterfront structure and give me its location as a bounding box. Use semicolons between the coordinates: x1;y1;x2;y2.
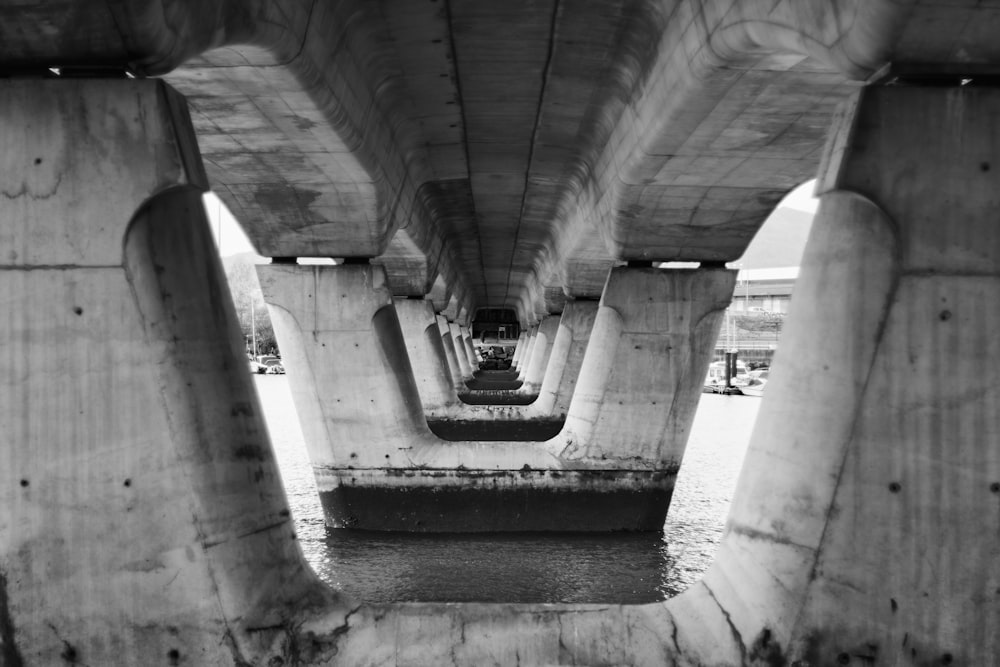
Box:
2;2;1000;664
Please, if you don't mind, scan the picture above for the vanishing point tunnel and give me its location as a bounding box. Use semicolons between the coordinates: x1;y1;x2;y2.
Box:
2;1;1000;664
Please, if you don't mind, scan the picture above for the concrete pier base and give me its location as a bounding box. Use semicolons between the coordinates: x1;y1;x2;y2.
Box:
260;264;704;531
0;80;347;665
321;468;674;532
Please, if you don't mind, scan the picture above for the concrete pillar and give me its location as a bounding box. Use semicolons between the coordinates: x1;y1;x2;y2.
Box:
510;331;527;369
461;326;479;370
531;301;599;417
436;314;466;392
556;266;735;469
394;298;458;412
680;83;1000;664
449;321;473;379
515;326;539;381
0;79;344;664
519;315;561;394
258;263;432;470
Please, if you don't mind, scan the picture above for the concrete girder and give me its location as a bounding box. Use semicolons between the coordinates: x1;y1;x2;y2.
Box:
7;0;998;315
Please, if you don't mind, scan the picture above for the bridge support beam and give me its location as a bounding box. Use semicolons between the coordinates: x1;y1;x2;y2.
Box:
556;266;735;473
437;314;467;393
677;82;1000;664
461;325;479;370
257;263;433;492
0;79;345;664
515;326;538;381
306;82;1000;664
394;298;459;413
518;315;561;395
532;301;599;418
449;321;473;380
510;331;528;370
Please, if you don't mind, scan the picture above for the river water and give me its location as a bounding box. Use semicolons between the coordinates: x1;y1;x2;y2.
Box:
256;376;759;604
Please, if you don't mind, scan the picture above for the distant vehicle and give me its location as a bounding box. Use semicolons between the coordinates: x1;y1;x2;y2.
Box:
257;356;285;374
249;355;284;375
746;307;770;314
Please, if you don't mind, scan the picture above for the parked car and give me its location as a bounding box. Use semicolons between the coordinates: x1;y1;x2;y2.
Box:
258;356;285;374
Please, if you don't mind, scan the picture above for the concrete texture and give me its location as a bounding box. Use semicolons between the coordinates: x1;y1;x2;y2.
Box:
449;322;474;381
394;298;458;413
5;2;1000;663
436;314;466;392
555;267;736;467
0;79;350;666
258;262;719;533
518;315;560;395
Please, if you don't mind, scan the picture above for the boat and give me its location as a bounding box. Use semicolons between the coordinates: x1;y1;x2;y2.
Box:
703;360;750;394
740;369;769;397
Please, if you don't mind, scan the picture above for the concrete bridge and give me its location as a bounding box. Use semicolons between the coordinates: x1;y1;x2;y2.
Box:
3;0;1000;664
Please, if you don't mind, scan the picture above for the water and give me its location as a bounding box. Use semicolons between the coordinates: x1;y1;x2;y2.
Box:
256;376;758;603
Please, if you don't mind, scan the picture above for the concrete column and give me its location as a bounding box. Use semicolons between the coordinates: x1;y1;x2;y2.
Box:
437;314;466;392
531;301;599;417
394;298;458;412
258;264;432;471
0;79;343;664
515;326;539;381
556;266;735;469
510;331;528;369
461;326;479;370
681;84;1000;664
449;321;473;379
519;315;561;394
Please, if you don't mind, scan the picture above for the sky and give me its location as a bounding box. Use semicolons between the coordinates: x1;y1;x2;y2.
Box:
205;179;820;263
204;193;259;259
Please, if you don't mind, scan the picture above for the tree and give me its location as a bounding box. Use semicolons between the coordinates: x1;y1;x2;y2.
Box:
222;253;277;356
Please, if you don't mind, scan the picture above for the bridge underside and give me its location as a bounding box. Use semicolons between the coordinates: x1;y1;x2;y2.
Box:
3;1;1000;664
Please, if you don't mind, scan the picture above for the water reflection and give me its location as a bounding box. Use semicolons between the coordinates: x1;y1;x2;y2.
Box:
318;531;671;604
257;376;759;604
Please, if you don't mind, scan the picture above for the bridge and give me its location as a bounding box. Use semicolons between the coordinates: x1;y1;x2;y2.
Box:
2;0;999;664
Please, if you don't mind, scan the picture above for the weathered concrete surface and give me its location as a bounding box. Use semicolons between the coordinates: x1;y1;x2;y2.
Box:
449;322;474;381
461;326;479;371
517;315;560;395
394;298;459;413
434;300;598;425
259;263;694;532
307;81;1000;665
0;79;349;666
553;267;736;467
509;331;527;369
258;263;435;471
5;2;999;322
515;326;538;383
6;2;1000;663
437;314;467;393
534;300;599;417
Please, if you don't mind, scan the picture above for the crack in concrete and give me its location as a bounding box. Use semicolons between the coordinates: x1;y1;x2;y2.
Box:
703;582;747;664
